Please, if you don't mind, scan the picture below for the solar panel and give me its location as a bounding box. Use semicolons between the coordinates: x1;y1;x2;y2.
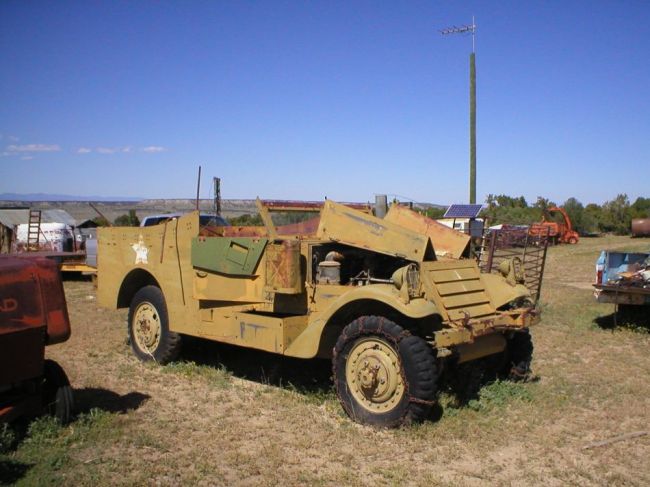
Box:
444;204;483;218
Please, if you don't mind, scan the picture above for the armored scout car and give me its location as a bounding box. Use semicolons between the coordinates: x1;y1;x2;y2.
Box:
97;200;539;427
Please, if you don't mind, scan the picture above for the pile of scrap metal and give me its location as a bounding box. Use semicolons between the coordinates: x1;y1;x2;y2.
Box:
609;257;650;288
594;250;650;306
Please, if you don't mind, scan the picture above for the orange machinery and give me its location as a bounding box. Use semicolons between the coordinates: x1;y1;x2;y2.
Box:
529;207;579;244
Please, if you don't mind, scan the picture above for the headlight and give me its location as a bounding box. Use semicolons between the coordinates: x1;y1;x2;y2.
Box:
392;263;420;298
498;257;525;286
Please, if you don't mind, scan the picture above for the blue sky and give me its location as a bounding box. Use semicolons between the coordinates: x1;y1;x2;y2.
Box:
1;1;648;205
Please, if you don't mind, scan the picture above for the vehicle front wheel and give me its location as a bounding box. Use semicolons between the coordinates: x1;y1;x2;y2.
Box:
128;285;181;364
333;316;438;427
43;359;74;424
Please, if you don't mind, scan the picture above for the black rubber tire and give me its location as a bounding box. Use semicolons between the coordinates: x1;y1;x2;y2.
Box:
333;316;438;428
42;359;74;424
503;329;534;381
128;285;181;364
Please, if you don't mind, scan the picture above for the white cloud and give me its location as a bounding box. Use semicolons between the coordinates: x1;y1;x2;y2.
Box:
6;143;61;153
21;155;34;160
141;146;168;153
73;144;167;155
94;146;134;154
0;134;19;142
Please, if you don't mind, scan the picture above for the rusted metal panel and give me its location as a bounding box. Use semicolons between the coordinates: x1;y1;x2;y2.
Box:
316;201;434;262
0;325;45;384
260;200;371;213
384;205;470;259
0;255;71;422
0;256;71;346
265;240;302;294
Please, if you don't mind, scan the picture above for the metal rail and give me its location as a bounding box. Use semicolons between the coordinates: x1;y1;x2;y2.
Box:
478;226;549;304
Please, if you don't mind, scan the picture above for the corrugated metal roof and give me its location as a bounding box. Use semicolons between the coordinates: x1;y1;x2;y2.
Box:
0;209;76;228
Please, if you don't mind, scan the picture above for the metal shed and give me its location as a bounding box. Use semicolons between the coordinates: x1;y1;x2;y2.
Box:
0;208;77;253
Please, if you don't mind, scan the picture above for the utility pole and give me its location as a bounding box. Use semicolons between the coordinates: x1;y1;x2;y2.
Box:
440;16;477;204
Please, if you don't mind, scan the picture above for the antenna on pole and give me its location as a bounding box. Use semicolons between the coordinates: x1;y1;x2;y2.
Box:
440;16;477;204
439;16;476;52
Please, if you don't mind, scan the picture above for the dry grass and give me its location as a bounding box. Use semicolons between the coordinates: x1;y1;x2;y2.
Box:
2;236;650;486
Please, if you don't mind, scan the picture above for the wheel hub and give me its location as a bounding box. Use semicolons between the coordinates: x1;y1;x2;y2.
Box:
346;338;404;413
133;302;161;351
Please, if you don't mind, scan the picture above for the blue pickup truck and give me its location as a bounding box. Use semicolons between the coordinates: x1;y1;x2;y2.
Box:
594;250;650;306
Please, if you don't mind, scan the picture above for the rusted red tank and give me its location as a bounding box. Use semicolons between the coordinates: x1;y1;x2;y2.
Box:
0;255;73;423
632;218;650;237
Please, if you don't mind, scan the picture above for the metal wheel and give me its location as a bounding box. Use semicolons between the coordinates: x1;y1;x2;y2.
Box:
132;301;161;354
345;337;405;414
333;316;438;427
128;286;181;364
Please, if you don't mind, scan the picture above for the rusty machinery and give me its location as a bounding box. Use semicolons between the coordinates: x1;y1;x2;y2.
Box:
0;255;74;423
529;206;579;244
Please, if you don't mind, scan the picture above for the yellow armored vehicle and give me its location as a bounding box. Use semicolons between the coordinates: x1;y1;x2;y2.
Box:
98;200;539;427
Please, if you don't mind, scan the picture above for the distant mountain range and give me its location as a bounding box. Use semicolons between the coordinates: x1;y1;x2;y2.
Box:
0;193;143;202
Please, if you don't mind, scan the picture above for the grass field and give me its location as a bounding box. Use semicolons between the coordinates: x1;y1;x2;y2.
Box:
2;236;649;486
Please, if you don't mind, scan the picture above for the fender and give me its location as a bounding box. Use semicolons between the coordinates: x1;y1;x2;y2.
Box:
285;284;438;358
480;273;531;308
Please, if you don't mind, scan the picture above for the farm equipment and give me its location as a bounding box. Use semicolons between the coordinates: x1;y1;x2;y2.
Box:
0;255;74;423
97;200;540;427
529;207;579;244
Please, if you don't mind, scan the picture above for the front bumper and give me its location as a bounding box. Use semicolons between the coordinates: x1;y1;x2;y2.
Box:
433;307;540;348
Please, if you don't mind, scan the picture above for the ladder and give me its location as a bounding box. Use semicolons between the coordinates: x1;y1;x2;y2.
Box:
27;209;42;251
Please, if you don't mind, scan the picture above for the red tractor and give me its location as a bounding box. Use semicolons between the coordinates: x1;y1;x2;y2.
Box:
529;207;579;245
0;255;74;423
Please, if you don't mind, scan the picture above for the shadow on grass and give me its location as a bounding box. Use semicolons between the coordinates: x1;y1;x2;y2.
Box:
438;356;539;413
74;388;150;414
594;305;650;332
178;336;333;396
0;458;32;485
439;357;503;408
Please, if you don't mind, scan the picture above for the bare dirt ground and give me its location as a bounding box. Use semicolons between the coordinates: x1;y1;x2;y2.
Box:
2;236;650;486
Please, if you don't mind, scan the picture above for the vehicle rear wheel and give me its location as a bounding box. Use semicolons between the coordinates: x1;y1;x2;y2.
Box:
43;359;74;424
333;316;438;427
128;285;181;364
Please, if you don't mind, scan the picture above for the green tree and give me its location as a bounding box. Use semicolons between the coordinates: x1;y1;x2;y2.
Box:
423;207;445;219
92;216;110;227
631;197;650;218
562;197;585;234
601;194;630;235
113;209;140;227
228;213;264;226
